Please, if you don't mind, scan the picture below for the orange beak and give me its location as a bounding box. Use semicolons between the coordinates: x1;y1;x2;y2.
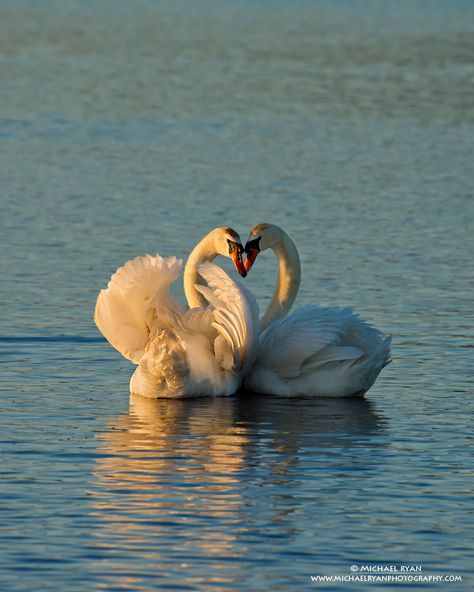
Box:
231;251;247;277
244;247;259;272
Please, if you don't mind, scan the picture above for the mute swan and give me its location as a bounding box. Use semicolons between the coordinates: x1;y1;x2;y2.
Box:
94;228;258;398
242;223;391;397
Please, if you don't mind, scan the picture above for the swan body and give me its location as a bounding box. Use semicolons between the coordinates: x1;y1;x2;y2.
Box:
95;228;258;398
243;224;391;397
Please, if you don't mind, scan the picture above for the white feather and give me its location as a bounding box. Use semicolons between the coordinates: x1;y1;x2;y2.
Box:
95;253;259;398
245;305;391;397
197;262;259;375
242;224;391;398
94;254;183;363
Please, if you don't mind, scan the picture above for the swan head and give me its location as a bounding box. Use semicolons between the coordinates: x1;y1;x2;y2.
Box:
244;223;274;272
214;227;247;277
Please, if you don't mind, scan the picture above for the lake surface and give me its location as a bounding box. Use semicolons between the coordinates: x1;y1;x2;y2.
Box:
1;1;473;590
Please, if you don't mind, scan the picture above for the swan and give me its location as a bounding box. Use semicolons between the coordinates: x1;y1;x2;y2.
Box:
242;223;391;397
94;228;259;398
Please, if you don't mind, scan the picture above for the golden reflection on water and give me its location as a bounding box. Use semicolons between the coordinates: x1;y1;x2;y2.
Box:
88;394;386;589
89;395;254;590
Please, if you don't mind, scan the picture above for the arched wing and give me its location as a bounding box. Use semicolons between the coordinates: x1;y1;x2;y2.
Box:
94;254;184;363
194;262;259;375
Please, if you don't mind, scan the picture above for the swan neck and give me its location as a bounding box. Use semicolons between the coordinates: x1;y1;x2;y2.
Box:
183;234;218;308
260;233;301;331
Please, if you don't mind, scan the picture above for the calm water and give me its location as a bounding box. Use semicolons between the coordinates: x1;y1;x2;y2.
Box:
1;1;473;590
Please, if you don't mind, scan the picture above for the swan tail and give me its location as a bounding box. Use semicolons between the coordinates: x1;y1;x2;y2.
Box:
94;254;184;363
341;313;388;351
342;334;392;396
379;335;393;368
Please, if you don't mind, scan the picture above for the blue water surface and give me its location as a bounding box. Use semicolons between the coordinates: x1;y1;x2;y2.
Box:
1;1;473;590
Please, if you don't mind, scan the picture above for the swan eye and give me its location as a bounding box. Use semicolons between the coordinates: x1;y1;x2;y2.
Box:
244;237;261;253
227;239;243;255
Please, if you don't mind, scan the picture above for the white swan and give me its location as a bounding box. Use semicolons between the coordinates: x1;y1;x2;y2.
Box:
242;223;391;397
94;228;258;398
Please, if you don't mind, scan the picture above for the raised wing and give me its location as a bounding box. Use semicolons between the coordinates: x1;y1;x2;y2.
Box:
195;262;259;375
94;254;184;363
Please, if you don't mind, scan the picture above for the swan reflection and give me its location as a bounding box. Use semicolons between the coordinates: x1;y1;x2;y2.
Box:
88;394;387;589
90;395;252;589
236;391;387;452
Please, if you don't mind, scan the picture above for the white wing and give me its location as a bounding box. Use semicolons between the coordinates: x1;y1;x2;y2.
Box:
96;258;259;398
130;262;259;398
195;262;259;376
94;254;184;363
256;305;360;378
246;304;391;397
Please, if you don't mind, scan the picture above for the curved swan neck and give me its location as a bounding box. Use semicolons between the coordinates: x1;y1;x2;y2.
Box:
260;229;301;331
183;232;219;308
